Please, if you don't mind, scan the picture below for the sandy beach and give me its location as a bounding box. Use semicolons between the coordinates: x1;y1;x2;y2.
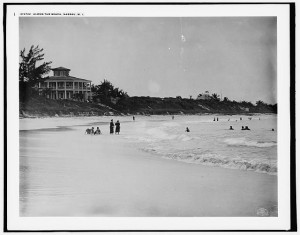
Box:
19;115;277;217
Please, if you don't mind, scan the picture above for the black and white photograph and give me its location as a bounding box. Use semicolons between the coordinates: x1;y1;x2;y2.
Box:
4;2;295;231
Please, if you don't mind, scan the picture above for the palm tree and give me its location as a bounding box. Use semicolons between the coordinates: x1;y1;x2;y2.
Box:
211;93;220;101
19;45;52;85
256;100;266;106
19;45;52;101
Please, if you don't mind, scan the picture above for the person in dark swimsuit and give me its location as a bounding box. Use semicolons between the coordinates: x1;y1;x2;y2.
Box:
115;120;120;134
110;120;114;134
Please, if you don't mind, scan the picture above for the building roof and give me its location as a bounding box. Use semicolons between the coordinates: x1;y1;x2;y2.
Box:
51;67;71;71
44;76;91;83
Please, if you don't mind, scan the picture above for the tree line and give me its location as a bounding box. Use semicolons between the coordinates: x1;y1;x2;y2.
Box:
197;92;276;109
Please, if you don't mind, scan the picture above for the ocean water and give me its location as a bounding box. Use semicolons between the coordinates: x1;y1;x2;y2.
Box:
20;114;277;176
123;114;277;175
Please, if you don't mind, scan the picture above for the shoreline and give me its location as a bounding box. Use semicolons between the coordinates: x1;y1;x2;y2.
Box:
19;112;275;119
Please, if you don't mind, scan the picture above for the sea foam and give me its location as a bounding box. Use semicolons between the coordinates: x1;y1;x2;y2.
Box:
224;138;277;148
142;149;277;175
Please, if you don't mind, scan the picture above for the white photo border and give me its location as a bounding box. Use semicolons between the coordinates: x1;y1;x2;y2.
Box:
4;2;294;231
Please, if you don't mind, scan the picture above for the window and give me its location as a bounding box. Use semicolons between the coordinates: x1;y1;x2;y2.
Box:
49;82;56;88
66;82;73;88
58;82;64;88
54;71;67;76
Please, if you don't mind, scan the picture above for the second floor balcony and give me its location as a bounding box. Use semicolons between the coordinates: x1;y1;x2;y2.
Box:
56;86;91;90
40;81;91;90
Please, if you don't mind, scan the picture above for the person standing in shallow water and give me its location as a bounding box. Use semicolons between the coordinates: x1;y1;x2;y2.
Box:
115;120;120;134
110;119;114;134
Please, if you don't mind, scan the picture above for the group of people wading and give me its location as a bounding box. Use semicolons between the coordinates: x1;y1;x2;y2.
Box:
85;119;121;135
85;127;102;135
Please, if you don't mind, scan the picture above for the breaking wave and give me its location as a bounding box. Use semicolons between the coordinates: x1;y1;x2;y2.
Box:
125;117;277;175
224;138;277;148
142;148;277;175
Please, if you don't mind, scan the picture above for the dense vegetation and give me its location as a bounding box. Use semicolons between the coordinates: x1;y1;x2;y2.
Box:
113;96;276;115
20;96;121;117
91;80;128;102
20;95;276;118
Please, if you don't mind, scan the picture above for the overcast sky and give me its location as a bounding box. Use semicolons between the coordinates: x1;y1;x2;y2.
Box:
19;17;277;104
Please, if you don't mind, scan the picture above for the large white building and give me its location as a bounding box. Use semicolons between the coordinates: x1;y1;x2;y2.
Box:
38;67;92;101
